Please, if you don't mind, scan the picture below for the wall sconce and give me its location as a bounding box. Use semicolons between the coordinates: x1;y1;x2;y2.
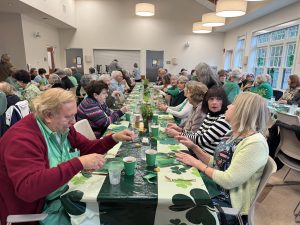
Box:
33;32;41;38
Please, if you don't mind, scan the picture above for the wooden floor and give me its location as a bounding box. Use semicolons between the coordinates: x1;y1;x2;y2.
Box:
254;166;300;225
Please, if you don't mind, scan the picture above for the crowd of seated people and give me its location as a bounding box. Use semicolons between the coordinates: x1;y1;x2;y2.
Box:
1;51;300;225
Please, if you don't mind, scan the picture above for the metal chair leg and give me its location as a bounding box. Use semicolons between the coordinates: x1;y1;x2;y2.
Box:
283;168;291;182
237;214;244;225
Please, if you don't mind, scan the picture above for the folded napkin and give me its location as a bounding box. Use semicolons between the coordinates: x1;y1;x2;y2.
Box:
159;138;178;145
107;125;128;133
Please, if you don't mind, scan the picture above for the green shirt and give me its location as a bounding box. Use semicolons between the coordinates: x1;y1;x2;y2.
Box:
36;117;80;225
166;86;179;97
21;83;41;103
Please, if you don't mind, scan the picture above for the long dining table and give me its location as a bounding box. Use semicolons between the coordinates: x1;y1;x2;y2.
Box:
61;83;220;225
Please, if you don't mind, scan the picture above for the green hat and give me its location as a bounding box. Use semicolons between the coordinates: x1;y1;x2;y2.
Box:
0;91;7;116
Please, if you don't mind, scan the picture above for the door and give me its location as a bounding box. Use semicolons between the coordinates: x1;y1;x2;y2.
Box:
66;48;84;74
146;50;164;82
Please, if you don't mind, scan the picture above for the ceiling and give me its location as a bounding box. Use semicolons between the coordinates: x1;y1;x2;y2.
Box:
0;0;299;31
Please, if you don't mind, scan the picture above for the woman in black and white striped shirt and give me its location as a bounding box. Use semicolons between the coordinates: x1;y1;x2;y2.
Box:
181;87;231;154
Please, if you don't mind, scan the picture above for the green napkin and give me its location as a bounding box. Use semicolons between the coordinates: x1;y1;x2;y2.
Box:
107;125;128;133
200;173;220;198
159;138;178;145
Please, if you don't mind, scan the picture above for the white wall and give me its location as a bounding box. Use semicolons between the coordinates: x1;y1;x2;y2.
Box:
223;1;300;73
59;0;225;74
0;13;27;70
19;0;76;28
21;14;62;70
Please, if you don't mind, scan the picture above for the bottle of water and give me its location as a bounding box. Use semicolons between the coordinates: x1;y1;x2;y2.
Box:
141;137;150;161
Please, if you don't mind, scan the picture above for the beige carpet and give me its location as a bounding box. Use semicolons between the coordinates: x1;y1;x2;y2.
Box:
254;166;300;225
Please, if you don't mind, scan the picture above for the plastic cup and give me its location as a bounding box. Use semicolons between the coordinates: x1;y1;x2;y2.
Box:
108;161;124;185
289;103;298;115
151;125;159;139
125;112;132;122
146;149;157;166
153;114;159;124
123;156;137;176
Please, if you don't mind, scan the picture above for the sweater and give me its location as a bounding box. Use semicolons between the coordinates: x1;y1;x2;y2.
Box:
182;102;206;132
211;133;269;215
0;113;117;225
250;82;273;99
183;113;231;154
170;90;186;107
77;97;124;138
223;81;240;103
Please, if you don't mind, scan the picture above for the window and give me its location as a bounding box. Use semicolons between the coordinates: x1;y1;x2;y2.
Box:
224;50;232;70
234;37;245;69
252;22;299;89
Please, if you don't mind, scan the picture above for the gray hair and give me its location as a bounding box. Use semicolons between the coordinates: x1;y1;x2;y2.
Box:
229;69;242;81
80;74;96;90
99;74;111;81
178;75;188;83
48;73;61;85
194;62;219;88
64;68;72;77
111;70;122;79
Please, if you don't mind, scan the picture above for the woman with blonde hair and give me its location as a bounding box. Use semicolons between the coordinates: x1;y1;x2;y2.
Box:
176;92;269;224
0;82;20;108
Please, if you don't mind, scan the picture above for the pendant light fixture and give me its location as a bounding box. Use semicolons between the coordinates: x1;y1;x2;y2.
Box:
135;3;155;17
202;13;225;27
216;0;247;17
192;22;212;34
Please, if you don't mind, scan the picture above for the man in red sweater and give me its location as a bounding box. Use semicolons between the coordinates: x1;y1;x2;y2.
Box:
0;88;134;225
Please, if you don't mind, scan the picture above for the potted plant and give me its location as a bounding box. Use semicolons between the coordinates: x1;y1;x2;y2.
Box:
143;78;149;89
140;103;153;131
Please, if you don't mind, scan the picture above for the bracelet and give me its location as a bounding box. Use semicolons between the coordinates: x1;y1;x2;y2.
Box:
203;165;209;175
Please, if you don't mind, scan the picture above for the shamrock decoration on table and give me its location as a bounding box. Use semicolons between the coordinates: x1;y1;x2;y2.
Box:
71;175;89;185
191;167;201;177
169;188;216;225
171;165;190;175
170;218;187;225
175;180;193;189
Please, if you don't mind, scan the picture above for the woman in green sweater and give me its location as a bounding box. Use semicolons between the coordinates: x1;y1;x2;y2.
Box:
175;92;269;224
250;74;273;99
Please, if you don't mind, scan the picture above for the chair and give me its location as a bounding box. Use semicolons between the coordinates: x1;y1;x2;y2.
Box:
5;214;48;225
275;114;300;183
74;119;96;140
273;90;283;101
221;157;277;225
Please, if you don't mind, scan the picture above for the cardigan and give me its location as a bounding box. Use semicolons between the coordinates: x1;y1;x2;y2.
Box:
0;113;117;225
211;133;269;215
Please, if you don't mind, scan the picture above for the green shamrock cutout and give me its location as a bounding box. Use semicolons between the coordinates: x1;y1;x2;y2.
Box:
171;165;190;175
191;167;201;177
169;145;182;151
175;180;193;189
169;188;216;225
71;176;88;185
170;218;187;225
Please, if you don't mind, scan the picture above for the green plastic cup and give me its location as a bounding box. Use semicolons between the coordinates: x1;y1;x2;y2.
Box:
146;149;157;166
123;156;136;176
153;114;159;124
151;125;159;139
125;112;132;121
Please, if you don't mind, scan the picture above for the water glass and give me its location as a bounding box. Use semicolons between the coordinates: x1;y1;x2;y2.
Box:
108;161;124;185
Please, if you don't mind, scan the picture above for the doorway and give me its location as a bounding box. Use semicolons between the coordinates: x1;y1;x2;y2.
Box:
146;50;164;82
66;48;84;74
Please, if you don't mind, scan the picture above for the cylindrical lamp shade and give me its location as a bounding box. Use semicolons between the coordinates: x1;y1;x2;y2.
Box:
216;0;247;17
192;22;212;34
135;3;155;17
202;13;225;27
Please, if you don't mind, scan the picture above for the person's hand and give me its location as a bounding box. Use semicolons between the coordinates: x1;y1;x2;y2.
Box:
78;153;106;170
120;79;127;85
158;104;168;111
120;105;129;113
167;123;182;132
163;87;168;92
175;135;196;149
112;90;121;97
278;100;287;104
112;129;136;142
165;128;180;137
175;152;199;167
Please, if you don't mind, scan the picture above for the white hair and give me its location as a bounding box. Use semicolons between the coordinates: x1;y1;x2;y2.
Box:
111;70;122;79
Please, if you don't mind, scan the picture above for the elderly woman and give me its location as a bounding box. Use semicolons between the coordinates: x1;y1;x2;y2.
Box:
181;87;231;154
64;67;78;87
77;80;128;138
250;74;273;99
176;92;269;224
165;75;188;107
162;81;207;134
193;62;220;88
223;69;242;103
14;70;41;103
0;82;20;109
279;74;300;104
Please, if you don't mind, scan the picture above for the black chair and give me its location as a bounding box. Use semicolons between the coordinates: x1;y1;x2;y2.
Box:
273;90;283;101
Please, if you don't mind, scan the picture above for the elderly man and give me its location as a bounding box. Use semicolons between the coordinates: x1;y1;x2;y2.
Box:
0;88;134;225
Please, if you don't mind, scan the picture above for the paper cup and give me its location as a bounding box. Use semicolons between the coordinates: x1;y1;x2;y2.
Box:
123;156;137;176
145;149;157;166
